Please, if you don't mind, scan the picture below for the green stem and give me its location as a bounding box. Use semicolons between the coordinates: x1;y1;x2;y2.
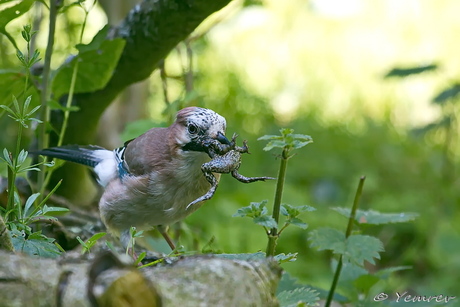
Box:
325;176;366;307
42;7;90;190
266;147;289;257
37;0;58;193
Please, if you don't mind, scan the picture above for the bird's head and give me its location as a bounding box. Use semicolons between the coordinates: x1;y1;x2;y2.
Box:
175;107;230;155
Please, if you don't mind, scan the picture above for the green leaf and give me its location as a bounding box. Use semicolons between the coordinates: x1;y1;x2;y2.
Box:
16;149;28;166
308;228;346;252
344;235;384;265
259;129;313;152
38;205;70;216
87;232;107;243
47;99;80;112
353;274;380;295
51;36;126;99
277;287;320;307
331;208;419;225
23;193;40;218
384;64;437;78
75;25;110;53
275;253;298;263
0;70;39;107
0;0;35;35
10;229;61;258
254;215;278;228
233;200;269;218
332;258;368;282
2;148;12;166
263;140;288;151
286;217;308;229
432;84;460;105
281;204;316;217
0;104;15;115
257;134;283;141
309;229;384;265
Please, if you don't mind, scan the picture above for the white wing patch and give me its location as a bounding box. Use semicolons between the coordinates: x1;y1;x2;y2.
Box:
93;150;118;187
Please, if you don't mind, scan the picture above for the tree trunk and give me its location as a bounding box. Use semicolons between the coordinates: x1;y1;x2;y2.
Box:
48;0;233;204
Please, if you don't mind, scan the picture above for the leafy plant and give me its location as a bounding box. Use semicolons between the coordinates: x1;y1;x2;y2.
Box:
234;128;314;257
0;24;68;258
308;177;418;306
77;232;107;254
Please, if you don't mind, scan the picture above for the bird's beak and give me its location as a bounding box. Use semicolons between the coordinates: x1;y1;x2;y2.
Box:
215;131;231;145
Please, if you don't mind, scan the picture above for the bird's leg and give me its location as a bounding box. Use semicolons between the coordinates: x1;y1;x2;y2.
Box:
157;225;176;251
186;169;219;210
231;169;276;183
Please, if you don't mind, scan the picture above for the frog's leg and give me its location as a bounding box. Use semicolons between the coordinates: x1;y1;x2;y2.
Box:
230;170;276;183
186;166;219;209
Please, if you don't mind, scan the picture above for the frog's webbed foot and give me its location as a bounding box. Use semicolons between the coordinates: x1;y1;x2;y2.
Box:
230;170;276;183
186;171;219;210
235;139;250;154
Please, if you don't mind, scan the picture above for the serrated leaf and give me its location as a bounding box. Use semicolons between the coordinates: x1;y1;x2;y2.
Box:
52;37;126;98
281;204;316;218
309;229;384;265
432;84;460;105
331;208;419;225
276;272;349;303
233;200;268;218
308;228;346;252
292;140;313;149
275;253;298;263
10;229;61;258
384;64;437;78
344;235;384;265
263;140;288;151
254;215;278;228
332;258;368;282
277;287;320;307
257;134;283;141
286;217;308;229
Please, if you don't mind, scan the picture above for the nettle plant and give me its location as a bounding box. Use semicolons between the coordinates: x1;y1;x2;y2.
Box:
234;128;419;307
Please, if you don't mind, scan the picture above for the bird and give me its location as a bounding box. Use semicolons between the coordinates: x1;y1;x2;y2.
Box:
36;107;231;251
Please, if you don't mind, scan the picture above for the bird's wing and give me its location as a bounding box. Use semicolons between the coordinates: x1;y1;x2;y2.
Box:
122;127;172;176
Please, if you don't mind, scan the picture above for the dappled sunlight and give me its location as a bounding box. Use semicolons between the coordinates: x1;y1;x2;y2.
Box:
205;0;460;130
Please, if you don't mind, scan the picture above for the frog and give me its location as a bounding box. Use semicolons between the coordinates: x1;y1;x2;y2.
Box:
186;134;275;209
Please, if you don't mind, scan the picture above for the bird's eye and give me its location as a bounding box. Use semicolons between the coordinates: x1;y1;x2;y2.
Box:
188;123;198;134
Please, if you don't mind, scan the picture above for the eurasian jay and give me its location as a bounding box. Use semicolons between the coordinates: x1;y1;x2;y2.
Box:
37;107;231;250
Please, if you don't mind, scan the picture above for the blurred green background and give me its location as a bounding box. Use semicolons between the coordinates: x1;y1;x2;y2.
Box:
1;0;459;299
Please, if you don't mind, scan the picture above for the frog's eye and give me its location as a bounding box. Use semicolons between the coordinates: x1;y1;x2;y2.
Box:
188;123;198;134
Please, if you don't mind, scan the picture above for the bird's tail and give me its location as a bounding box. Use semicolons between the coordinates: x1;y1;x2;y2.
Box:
34;145;108;167
34;145;118;187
